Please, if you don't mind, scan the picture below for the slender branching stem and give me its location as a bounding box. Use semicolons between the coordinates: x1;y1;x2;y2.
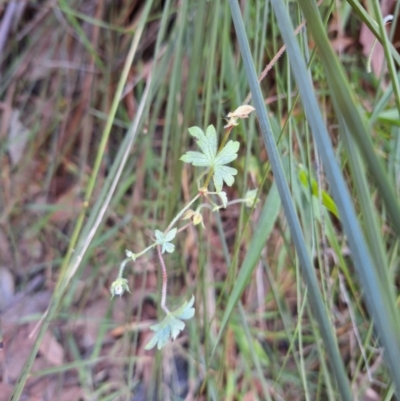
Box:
157;244;170;313
225;199;249;206
177;222;192;233
133;244;155;259
118;244;155;278
118;258;130;278
156;197;202;314
197;203;213;211
165;193;201;233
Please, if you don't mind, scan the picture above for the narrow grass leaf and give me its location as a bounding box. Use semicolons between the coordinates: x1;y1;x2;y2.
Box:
273;0;400;395
228;1;353;399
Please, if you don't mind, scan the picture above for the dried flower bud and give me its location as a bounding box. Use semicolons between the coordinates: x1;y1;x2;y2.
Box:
110;278;131;298
183;209;204;228
227;105;256;119
224;105;255;128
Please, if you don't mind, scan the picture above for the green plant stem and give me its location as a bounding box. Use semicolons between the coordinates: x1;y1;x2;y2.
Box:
118;244;157;279
118;194;201;298
165;193;201;233
157;244;169;313
118;258;130;278
225;199;249;206
132;244;155;260
155;192;204;314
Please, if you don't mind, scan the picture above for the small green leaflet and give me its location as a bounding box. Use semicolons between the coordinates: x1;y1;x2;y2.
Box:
298;168;339;218
155;228;177;253
145;296;195;350
244;189;260;208
180;125;239;192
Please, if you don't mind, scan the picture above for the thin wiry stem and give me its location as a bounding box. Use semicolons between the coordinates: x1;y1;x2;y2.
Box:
165;193;201;233
157;244;169;313
118;258;130;278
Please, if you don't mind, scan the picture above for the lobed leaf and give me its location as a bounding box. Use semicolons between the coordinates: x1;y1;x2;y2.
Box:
180;125;239;192
155;228;177;253
145;296;195;350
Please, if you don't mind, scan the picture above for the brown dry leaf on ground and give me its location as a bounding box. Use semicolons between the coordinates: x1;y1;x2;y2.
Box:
39;330;64;366
0;382;14;401
57;386;84;401
2;291;52;380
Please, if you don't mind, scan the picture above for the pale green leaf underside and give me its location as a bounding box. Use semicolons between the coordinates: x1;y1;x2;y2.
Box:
217;191;228;208
145;296;195;350
180;125;239;192
155;228;177;253
245;188;260;208
181;151;210;166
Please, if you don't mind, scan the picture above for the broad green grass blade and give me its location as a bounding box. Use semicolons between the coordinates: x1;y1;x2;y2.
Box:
272;0;400;395
228;1;353;399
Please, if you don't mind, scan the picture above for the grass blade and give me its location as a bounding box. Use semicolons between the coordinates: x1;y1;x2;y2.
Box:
227;1;353;399
271;0;400;395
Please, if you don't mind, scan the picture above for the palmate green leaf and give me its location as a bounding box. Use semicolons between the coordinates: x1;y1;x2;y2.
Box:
180;125;239;192
155;228;177;253
145;296;195;350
